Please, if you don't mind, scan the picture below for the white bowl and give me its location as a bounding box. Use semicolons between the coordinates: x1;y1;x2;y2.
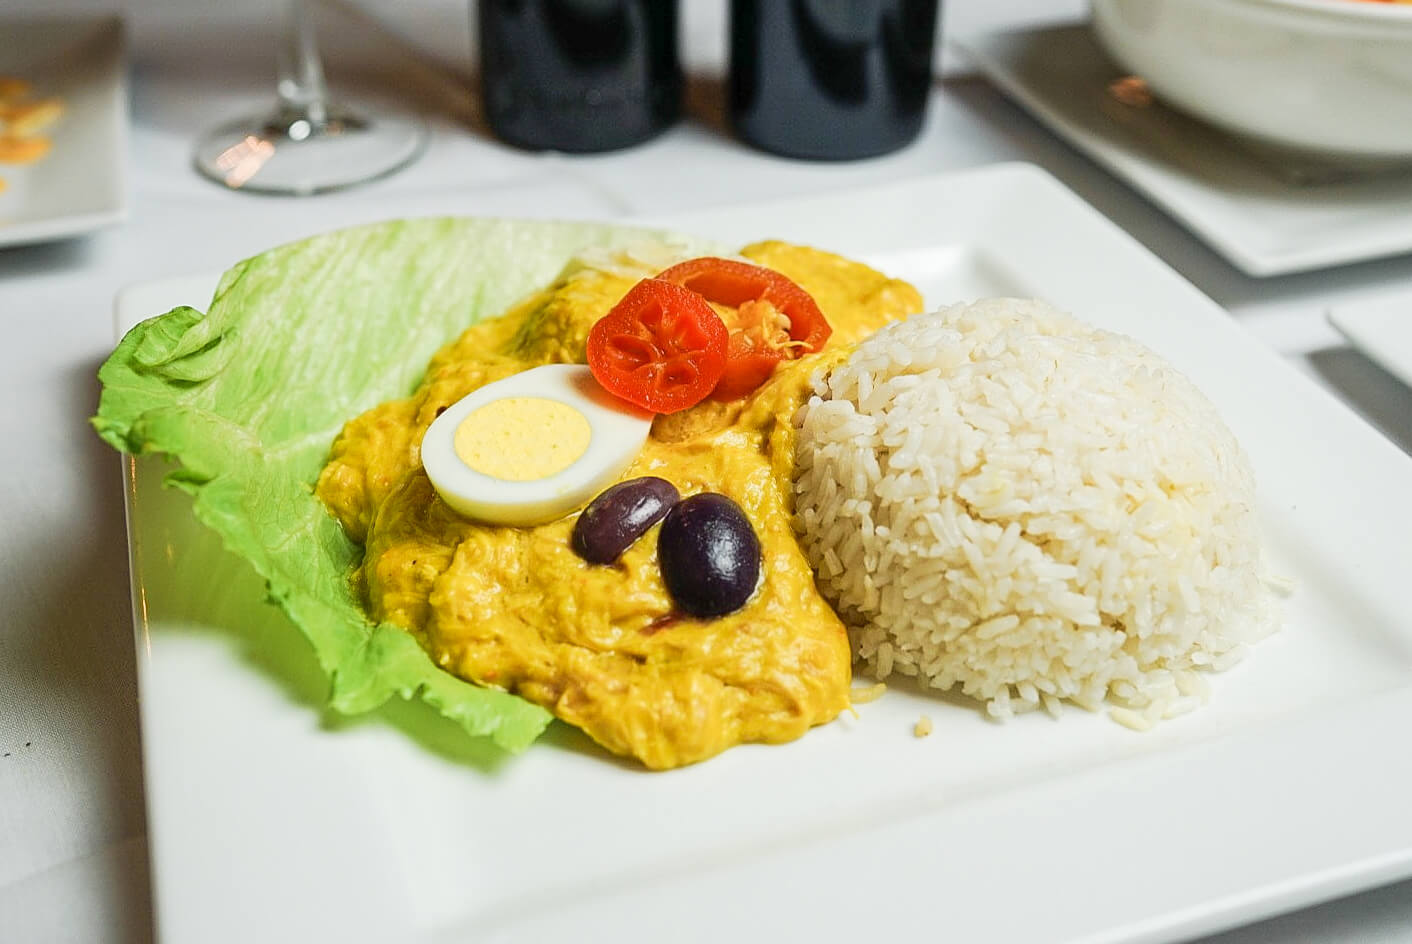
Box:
1090;0;1412;160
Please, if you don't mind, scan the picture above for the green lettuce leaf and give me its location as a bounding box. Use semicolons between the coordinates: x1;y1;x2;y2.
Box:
94;216;711;754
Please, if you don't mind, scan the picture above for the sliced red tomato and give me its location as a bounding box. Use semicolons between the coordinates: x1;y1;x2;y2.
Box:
655;257;831;399
586;278;728;414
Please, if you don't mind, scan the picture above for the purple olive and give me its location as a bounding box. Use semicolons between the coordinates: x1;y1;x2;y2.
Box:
572;476;680;564
658;493;761;618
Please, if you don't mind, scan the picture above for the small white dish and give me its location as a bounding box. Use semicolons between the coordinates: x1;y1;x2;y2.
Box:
1091;0;1412;161
0;16;127;249
116;165;1412;944
959;23;1412;277
1328;292;1412;390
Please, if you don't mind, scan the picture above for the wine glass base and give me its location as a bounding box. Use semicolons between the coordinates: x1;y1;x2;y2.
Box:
193;102;428;196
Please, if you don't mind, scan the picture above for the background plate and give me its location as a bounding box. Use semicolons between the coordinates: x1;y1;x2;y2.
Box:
0;16;126;248
960;25;1412;277
119;164;1412;944
1328;293;1412;391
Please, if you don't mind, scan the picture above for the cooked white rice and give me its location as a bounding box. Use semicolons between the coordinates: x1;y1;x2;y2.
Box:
793;298;1278;728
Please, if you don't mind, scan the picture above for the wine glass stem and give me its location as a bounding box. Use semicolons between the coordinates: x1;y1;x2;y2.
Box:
277;0;329;128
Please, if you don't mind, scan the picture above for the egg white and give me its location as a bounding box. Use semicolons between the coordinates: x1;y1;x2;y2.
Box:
420;364;653;527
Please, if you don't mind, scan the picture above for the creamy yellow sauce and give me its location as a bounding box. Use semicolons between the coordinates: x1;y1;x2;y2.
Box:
316;241;922;769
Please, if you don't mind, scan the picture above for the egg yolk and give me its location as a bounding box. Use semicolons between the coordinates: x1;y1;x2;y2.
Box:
452;397;592;482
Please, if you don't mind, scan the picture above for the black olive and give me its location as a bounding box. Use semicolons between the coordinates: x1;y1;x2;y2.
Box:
658;493;761;618
572;476;680;564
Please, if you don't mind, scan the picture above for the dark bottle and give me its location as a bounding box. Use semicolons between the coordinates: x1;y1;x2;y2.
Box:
729;0;940;160
479;0;683;153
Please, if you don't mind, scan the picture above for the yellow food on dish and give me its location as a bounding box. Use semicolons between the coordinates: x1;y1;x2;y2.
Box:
0;77;64;192
317;241;923;769
0;135;51;164
2;97;64;138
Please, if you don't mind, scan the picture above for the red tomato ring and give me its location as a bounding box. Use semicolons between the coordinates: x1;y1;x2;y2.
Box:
654;257;832;354
586;278;728;414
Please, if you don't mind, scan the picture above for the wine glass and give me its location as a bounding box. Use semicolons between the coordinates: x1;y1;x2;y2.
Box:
193;0;427;195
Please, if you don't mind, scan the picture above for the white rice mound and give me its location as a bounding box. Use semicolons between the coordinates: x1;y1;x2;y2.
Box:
793;298;1279;729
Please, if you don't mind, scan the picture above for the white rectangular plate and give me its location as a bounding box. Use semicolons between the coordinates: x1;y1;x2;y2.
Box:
960;24;1412;277
1328;293;1412;392
0;16;127;248
118;164;1412;944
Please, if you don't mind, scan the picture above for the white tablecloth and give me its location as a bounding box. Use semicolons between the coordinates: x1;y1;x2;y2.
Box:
2;1;1411;942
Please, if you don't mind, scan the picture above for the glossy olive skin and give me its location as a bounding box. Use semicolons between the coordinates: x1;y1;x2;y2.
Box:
658;493;762;618
572;476;681;565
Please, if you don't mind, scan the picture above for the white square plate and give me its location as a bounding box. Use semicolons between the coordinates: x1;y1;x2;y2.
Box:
0;16;127;248
960;24;1412;277
117;164;1412;944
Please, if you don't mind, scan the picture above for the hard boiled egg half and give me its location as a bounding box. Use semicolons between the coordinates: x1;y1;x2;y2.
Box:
421;364;653;527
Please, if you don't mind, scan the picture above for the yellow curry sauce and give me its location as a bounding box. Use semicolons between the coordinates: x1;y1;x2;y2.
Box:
316;241;922;769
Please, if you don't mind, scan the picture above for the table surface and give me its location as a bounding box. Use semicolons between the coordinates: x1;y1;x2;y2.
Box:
3;1;1411;942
